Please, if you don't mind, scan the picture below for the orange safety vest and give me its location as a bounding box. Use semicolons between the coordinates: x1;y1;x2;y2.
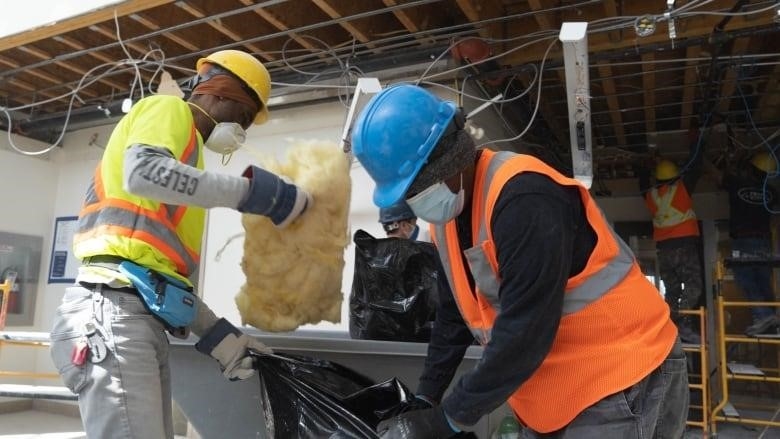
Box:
431;150;677;433
645;182;699;242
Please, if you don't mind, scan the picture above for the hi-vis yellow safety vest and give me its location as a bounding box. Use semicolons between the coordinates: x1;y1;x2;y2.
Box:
73;95;205;286
431;150;676;433
645;182;700;242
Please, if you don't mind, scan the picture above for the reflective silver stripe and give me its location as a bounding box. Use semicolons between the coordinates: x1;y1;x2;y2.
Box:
562;231;634;315
467;151;516;309
437;150;639;342
84;180;100;205
471;327;491;345
78;206;198;276
433;224;475;332
649;184;696;228
464;245;501;311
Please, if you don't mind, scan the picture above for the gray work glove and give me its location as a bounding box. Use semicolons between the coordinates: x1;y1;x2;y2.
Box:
195;318;272;381
238;165;313;228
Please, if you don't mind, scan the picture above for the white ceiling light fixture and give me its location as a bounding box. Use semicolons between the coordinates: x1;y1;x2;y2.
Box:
560;22;593;189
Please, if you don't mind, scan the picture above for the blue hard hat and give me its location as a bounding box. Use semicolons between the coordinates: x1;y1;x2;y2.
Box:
351;84;457;208
378;201;416;224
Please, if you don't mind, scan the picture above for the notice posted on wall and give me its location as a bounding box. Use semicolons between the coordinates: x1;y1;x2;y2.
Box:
48;216;79;284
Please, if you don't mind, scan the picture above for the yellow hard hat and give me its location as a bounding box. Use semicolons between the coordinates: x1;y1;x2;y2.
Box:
751;151;777;173
197;50;271;124
655;159;679;180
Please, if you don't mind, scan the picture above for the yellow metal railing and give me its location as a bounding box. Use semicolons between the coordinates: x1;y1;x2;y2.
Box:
1;274;59;381
680;307;709;437
710;294;780;434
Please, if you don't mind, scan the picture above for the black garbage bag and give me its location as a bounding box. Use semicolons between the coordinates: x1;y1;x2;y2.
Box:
255;352;416;438
349;229;438;342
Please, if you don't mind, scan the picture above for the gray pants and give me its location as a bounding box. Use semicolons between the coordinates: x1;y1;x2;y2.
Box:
521;340;689;439
49;285;173;438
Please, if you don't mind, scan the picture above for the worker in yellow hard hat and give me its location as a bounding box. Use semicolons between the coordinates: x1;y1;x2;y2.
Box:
49;49;313;438
715;150;779;336
639;151;705;345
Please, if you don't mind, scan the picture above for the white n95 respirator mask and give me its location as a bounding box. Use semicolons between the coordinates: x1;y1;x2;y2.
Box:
204;122;246;155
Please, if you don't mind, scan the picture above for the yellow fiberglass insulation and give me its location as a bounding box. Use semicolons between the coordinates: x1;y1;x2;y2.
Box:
235;140;351;332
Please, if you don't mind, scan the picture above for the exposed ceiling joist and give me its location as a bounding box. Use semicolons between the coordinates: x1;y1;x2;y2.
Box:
0;0;175;52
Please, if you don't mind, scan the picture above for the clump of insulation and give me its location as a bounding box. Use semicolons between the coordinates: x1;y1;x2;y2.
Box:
235;140;351;332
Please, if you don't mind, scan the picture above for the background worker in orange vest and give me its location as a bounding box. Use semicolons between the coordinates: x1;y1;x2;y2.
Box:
351;84;688;438
48;50;312;438
639;151;705;345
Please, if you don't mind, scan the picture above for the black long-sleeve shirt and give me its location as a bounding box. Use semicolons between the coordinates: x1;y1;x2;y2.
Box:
417;171;597;426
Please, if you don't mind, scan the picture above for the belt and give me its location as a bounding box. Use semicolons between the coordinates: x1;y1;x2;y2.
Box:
81;255;137;294
82;254;129;271
78;281;137;295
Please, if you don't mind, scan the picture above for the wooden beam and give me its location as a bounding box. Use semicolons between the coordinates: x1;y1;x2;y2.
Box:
680;46;699;130
0;55;59;85
128;13;198;52
714;37;751;115
602;0;621;43
597;64;626;147
641;52;656;133
526;0;566;84
504;11;777;65
382;0;421;36
88;24;149;55
53;35;115;65
0;0;174;52
241;0;321;55
1;77;62;107
311;0;374;48
454;0;503;40
173;3;275;61
757;63;780;121
16;45;122;92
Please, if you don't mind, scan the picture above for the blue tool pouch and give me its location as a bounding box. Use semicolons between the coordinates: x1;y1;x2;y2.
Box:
117;261;197;329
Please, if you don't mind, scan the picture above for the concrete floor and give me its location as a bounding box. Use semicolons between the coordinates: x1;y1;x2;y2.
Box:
0;410;192;439
0;410;778;439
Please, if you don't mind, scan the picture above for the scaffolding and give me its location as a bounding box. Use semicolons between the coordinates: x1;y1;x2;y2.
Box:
710;258;780;434
681;307;709;436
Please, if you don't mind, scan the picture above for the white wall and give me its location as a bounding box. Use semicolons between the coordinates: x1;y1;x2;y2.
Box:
0;133;61;385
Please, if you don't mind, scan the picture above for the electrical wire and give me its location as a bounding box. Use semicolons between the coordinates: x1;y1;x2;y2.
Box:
736;82;780;214
674;1;778;18
474;38;558;149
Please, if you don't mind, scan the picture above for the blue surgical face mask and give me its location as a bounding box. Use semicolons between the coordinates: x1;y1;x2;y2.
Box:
406;174;465;225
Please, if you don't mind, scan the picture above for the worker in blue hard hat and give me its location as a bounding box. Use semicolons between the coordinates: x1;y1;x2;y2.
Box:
351;83;687;438
379;200;421;240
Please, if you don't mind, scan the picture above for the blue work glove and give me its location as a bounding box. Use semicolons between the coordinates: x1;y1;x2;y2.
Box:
238;165;312;228
377;406;460;439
